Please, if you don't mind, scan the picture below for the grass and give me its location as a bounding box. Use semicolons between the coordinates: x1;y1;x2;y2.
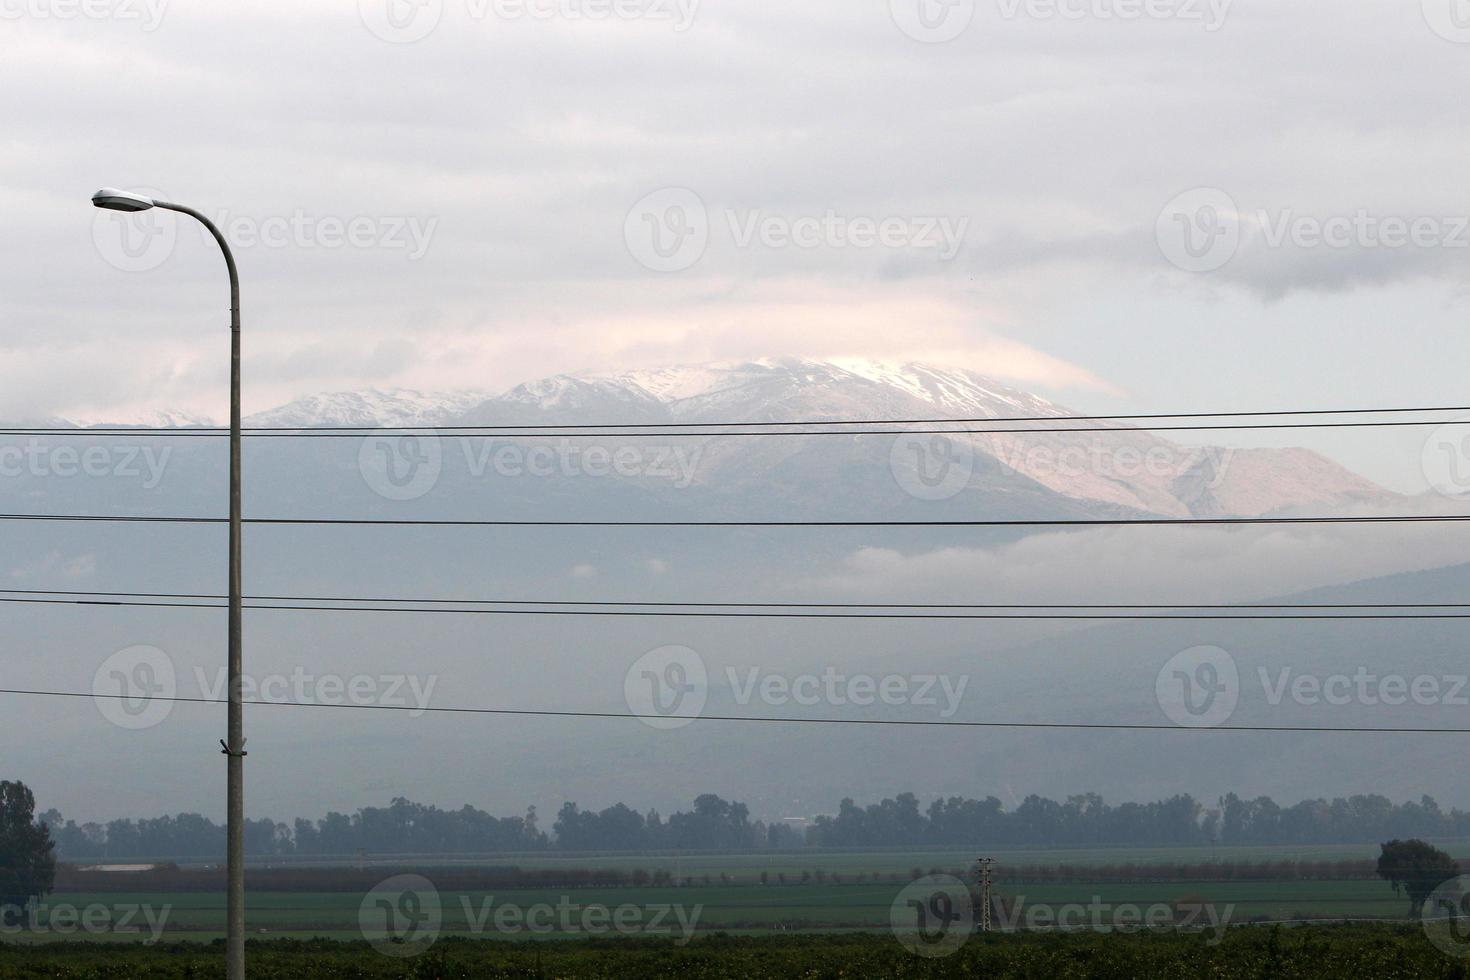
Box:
0;925;1467;978
12;877;1416;943
330;840;1470;879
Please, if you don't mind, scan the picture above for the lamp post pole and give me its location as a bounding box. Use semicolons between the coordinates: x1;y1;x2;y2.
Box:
91;190;246;979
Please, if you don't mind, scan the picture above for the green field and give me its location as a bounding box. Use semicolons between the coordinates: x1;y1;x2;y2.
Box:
2;877;1417;944
317;840;1470;880
0;926;1467;978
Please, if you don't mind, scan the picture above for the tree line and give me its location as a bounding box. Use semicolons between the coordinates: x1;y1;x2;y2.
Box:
810;792;1470;848
38;790;1470;860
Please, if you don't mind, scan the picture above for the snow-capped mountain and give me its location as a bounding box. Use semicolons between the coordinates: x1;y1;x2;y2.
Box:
243;388;493;429
454;357;1397;519
5;358;1452;819
66;408;218;430
57;357;1401;519
561;357;1070;424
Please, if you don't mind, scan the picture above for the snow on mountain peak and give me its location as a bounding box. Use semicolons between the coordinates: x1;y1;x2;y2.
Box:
572;357;1073;421
827;358;1068;418
243;388;492;428
47;357;1402;519
67;408;218;429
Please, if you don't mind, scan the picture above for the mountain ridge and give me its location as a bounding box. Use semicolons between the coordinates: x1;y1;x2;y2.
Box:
55;357;1400;520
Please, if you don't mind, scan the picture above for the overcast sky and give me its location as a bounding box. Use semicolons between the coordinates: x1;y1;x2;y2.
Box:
8;1;1470;820
3;0;1468;442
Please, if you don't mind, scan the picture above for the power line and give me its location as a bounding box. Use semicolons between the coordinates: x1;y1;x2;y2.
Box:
2;593;1470;620
1;418;1467;438
13;687;1470;733
6;400;1468;435
4;588;1466;610
0;514;1467;528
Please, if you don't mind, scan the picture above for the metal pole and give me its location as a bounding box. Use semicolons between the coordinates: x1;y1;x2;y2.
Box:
976;857;994;933
155;201;245;979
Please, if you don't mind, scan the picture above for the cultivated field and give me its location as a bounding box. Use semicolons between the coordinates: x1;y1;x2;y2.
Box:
0;926;1465;978
6;877;1418;943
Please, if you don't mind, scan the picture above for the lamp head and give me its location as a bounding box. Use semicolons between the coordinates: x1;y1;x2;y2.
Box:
91;188;155;212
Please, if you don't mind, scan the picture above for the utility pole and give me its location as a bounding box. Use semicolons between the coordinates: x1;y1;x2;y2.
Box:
91;189;247;980
976;857;995;933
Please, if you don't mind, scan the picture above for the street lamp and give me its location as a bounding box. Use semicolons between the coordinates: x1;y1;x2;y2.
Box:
91;188;246;980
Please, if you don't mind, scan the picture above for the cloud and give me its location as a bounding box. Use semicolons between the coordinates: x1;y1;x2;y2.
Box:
808;514;1470;607
1;0;1466;417
8;551;98;583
